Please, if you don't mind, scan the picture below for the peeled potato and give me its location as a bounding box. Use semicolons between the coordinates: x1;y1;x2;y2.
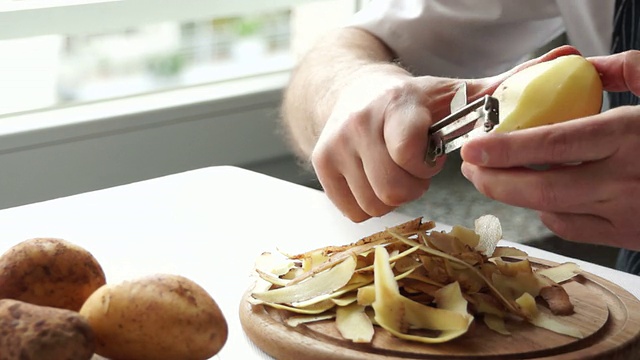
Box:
80;274;228;360
492;54;603;133
0;238;106;312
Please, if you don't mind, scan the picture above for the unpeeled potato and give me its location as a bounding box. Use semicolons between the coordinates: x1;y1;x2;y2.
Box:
80;274;228;360
492;54;603;133
0;299;96;360
0;238;106;312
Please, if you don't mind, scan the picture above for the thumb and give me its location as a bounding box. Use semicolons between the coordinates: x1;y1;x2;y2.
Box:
589;50;640;95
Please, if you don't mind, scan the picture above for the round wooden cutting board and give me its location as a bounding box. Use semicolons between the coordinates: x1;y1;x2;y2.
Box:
239;259;640;360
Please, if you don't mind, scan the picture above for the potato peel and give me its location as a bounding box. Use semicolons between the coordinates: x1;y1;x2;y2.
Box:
474;214;502;256
249;215;584;345
516;293;583;339
336;303;374;343
483;314;510;335
537;262;581;284
252;255;357;304
286;313;336;327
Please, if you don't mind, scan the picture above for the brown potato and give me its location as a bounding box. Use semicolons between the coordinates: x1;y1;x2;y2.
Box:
0;238;106;312
80;274;228;360
0;299;96;360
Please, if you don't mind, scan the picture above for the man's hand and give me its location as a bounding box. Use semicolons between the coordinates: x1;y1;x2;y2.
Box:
281;24;579;223
312;71;468;222
461;50;640;251
310;44;578;222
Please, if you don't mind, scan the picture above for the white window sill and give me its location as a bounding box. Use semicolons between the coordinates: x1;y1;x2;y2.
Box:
0;71;290;151
0;71;293;210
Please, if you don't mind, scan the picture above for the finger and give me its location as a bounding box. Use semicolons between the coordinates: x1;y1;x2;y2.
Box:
314;165;372;223
508;45;583;74
344;158;397;218
537;211;617;247
460;161;614;213
360;143;431;207
588;50;640;95
382;93;446;179
476;45;583;92
461;109;623;167
312;145;374;222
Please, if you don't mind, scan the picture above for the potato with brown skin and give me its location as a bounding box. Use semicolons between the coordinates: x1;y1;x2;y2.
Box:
0;298;96;360
80;274;228;360
0;238;106;312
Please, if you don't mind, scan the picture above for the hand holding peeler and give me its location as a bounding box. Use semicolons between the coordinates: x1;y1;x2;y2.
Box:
425;83;499;165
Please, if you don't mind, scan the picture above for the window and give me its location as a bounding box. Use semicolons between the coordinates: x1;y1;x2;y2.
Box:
0;0;363;211
0;0;358;117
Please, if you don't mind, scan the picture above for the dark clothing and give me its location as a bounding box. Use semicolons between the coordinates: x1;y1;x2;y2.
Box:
611;0;640;275
616;249;640;275
610;0;640;107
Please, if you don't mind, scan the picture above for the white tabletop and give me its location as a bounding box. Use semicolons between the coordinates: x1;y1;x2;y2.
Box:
0;166;638;360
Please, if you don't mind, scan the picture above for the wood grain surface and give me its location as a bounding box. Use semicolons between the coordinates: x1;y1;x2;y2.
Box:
239;259;640;360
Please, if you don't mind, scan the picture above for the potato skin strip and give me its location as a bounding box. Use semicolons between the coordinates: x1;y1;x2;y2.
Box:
372;247;407;332
287;313;336;327
252;255;357;304
539;285;574;315
249;216;584;345
255;252;296;276
483;314;510;335
516;293;583;339
387;229;520;316
258;300;336;315
537;262;581;284
336;303;374;343
372;247;472;343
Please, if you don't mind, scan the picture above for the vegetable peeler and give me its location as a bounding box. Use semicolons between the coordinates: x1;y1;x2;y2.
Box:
425;83;499;165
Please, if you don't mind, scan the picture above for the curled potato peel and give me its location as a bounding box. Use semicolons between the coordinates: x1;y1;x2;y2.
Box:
249;216;582;344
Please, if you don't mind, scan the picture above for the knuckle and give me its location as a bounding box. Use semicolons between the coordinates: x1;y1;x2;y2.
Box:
472;176;498;201
347;210;371;223
538;212;569;238
386;81;418;104
377;187;415;207
344;110;372;137
310;146;332;172
358;195;393;218
387;140;413;169
366;205;393;218
544;130;572;161
377;178;430;207
534;179;560;209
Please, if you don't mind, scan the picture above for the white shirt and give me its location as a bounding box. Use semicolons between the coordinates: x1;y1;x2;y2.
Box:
350;0;615;78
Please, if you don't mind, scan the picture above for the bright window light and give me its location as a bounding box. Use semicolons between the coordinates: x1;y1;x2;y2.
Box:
0;0;356;117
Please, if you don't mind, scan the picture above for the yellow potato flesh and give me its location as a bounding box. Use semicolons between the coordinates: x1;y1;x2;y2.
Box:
492;54;603;133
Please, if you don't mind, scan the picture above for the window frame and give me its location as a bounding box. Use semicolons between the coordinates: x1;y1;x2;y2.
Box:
0;0;360;209
0;0;308;40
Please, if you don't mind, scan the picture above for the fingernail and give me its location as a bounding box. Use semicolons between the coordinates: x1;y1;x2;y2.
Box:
461;163;473;180
462;145;489;165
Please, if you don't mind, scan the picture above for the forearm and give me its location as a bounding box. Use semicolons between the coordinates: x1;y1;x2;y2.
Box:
281;27;408;159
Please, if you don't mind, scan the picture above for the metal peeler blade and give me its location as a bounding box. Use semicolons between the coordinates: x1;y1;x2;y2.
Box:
425;83;499;165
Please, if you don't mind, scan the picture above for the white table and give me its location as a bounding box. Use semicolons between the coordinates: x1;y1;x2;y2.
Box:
0;166;637;359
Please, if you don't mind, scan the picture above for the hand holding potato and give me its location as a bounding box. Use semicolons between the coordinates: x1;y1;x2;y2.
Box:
299;29;581;223
461;50;640;251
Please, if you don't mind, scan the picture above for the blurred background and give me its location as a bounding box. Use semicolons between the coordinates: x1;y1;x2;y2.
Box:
0;0;353;115
0;0;354;208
